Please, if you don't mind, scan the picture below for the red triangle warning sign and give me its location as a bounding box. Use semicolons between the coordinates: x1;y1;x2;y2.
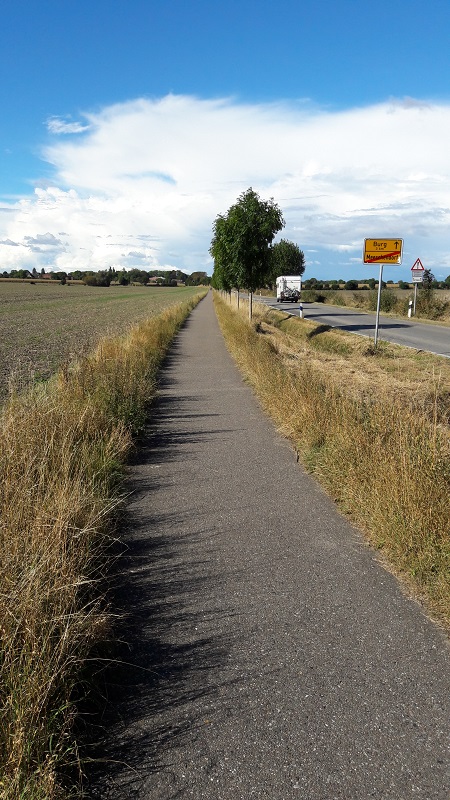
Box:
411;258;424;271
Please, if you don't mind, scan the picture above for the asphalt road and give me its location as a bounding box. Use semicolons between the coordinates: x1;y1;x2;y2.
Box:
258;296;450;358
88;293;449;799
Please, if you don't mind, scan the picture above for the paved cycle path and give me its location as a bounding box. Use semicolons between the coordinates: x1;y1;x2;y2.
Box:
89;292;449;799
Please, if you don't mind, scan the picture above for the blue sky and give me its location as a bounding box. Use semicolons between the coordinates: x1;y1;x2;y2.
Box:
1;0;450;280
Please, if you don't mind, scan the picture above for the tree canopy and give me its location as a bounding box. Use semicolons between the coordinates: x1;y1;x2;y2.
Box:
210;188;285;294
186;271;210;286
268;239;305;286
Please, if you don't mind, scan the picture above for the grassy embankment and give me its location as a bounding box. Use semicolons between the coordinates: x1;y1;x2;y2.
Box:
301;287;450;322
0;290;207;799
214;291;450;628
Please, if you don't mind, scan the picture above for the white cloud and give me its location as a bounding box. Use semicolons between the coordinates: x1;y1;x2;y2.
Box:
46;116;90;135
24;233;63;246
1;94;450;279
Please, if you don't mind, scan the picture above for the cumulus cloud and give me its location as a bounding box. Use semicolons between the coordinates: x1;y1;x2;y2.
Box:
24;233;63;246
127;250;150;258
1;94;450;278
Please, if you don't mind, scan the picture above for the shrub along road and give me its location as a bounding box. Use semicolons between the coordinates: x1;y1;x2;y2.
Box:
88;292;449;799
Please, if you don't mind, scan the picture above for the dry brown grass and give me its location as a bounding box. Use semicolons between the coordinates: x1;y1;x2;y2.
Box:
214;292;450;629
254;306;450;423
0;291;206;799
321;287;450;322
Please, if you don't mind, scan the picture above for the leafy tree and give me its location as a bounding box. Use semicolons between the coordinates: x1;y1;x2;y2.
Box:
163;270;178;286
415;267;438;316
268;239;305;286
10;270;20;278
210;187;284;316
444;275;450;287
422;268;435;288
187;271;209;286
421;268;435;302
398;280;410;290
210;213;235;294
128;268;149;285
82;270;111;287
344;280;358;290
303;277;319;289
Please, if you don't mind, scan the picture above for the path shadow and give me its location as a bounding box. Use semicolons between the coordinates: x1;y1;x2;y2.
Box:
305;311;412;333
81;341;235;797
307;324;332;339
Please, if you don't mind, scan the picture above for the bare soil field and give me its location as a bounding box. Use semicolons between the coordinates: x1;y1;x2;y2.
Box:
0;282;201;404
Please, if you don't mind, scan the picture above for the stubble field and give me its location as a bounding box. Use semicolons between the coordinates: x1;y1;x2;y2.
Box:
0;281;202;403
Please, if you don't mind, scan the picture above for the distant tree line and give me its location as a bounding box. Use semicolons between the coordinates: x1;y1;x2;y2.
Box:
1;266;211;287
303;272;450;290
2;263;450;291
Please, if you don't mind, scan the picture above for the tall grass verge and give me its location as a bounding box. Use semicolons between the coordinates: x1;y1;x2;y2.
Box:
214;292;450;629
320;287;450;321
0;291;206;799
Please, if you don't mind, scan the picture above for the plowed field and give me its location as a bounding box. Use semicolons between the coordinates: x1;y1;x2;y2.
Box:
0;281;201;403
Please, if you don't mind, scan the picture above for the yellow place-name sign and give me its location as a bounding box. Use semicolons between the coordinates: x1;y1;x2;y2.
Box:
363;239;403;264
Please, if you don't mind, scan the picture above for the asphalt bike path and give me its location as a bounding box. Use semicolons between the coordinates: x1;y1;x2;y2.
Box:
89;292;449;799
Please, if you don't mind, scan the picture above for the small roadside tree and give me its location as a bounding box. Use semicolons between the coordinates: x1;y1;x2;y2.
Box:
416;268;436;316
268;239;305;287
210;187;284;318
422;268;435;294
210;213;237;300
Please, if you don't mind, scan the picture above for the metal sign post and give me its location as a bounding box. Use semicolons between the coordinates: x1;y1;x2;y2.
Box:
374;263;384;347
411;259;424;317
363;238;403;347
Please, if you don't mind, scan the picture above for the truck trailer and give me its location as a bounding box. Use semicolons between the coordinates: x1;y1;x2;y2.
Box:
276;275;302;303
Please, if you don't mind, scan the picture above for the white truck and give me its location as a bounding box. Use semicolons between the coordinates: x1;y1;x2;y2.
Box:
276;275;302;303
